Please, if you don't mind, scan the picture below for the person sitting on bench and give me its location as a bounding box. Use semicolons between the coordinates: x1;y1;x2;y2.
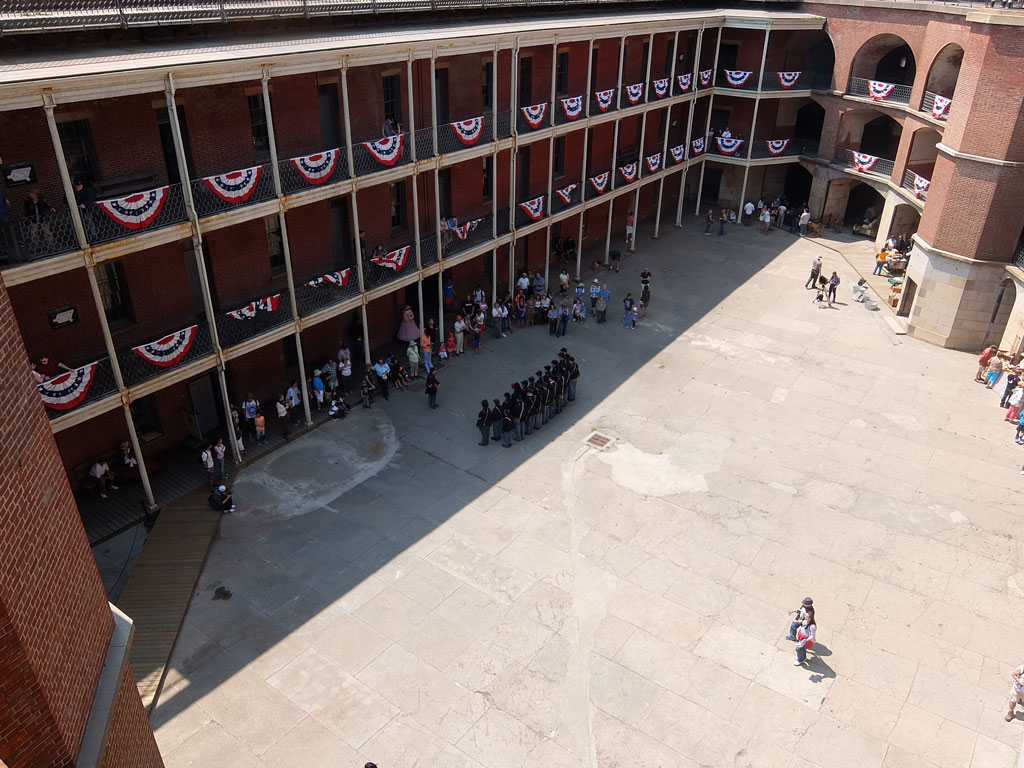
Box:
89;458;118;499
209;485;235;514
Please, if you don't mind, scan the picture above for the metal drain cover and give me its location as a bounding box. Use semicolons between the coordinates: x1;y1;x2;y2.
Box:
584;432;615;449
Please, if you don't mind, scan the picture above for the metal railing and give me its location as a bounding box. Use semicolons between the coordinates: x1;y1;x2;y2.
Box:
413;126;436;161
761;71;806;92
847;77;913;105
4;208;80;265
215;289;294;349
279;149;349;195
362;242;415;291
551;182;582;213
617;84;648;110
554;96;585;127
748;137;819;159
42;356;119;420
921;91;951;121
117;321;214;388
438;113;499;156
719;70;758;92
590;92;618;118
88;183;189;246
190;163;276;217
1013;243;1024;270
706;138;747;158
351;134;412;177
294;264;360;316
584;172;611;201
833;147;896;178
516;105;553;134
901;168;929;201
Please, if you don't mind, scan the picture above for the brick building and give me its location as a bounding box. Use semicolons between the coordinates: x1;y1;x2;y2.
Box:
0;5;1022;752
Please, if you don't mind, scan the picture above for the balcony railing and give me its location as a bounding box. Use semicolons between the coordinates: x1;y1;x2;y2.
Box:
516;105;553;134
117;321;214;388
1013;243;1024;270
719;70;758;92
4;208;80;265
748;138;819;159
279;149;349;195
847;77;912;106
921;91;952;121
590;91;619;118
584;172;611;201
901;168;930;201
833;147;896;179
362;242;416;291
294;264;360;317
215;290;294;349
438;113;501;156
87;184;189;246
761;71;807;92
352;134;412;177
42;356;119;420
191;163;276;218
551;182;582;214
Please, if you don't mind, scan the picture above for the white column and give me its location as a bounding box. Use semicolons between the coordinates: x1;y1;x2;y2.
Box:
738;25;772;224
677;25;704;226
654;31;682;239
430;51;439;157
584;39;594;119
694;26;723;216
340;65;368;297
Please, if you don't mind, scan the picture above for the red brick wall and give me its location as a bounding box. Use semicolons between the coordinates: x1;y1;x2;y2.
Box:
182;82;261;177
0;108;67;219
97;663;163;768
269;73;324;159
206;218;287;309
0;274;114;768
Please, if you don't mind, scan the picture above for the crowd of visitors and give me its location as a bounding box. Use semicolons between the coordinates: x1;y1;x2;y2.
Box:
974;346;1024;467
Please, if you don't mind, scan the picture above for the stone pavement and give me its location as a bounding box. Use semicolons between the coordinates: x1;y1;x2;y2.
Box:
152;219;1024;768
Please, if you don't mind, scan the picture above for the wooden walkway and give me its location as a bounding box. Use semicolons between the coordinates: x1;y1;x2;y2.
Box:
114;487;220;711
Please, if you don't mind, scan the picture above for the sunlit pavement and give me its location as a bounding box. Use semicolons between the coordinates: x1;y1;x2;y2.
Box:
153;219;1024;768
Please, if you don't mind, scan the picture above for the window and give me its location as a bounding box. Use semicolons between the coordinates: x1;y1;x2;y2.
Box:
658;111;667;142
553;137;565;177
156;105;194;185
96;261;134;327
383;74;402;126
130;395;162;438
57;119;100;186
282;335;298;371
247;94;270;160
665;39;675;76
483;156;493;200
642;42;650;76
590;48;599;93
519;57;533;106
265;215;285;274
555;52;569;94
390;181;407;230
482;61;494;107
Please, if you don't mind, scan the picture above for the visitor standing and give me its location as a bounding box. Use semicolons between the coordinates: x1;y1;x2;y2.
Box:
425;370;439;409
805;256;822;289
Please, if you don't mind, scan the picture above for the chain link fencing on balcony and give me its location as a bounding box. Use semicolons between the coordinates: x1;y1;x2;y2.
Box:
351;134;412;177
833;147;895;178
279;149;349;195
294;266;360;316
87;183;189;246
42;356;119;420
921;91;951;121
190;163;276;217
214;290;294;349
117;321;214;388
7;208;80;264
847;77;912;105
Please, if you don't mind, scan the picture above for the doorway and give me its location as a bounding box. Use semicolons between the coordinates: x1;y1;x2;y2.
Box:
156;105;194;185
328;196;352;269
718;43;739;72
434;68;450;123
186;373;222;442
897;277;916;318
701;167;722;205
519;57;533;105
518;146;531;199
317;83;341;150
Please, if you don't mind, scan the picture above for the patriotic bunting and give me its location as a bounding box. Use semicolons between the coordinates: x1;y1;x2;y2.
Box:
290;150;340;185
226;294;281;320
453;219;483;240
912;173;931;198
777;71;802;89
132;325;198;368
257;294;280;312
618;163;638;183
652;78;669;99
677;74;692;92
363;134;404;166
518;196;545;221
451;118;484;146
853;152;879;172
371;245;410;272
868;80;896;101
203;166;262;203
699;69;713;87
227;302;257;320
766;139;791;156
556;184;579;205
97;186;169;230
724;70;753;88
691;137;705;155
306;269;351;288
595;89;615;112
716;137;744;155
670;144;686;164
589;172;610;195
645;153;662;173
931;95;951;119
560;96;584;121
36;362;99;411
626;83;645;105
520;103;548;129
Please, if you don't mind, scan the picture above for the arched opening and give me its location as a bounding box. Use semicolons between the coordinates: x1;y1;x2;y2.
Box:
784;165;814;210
906;127;941;180
924;43;963;99
808;34;836;89
851;34;916;85
845;182;886;237
991;277;1018;351
794;101;826;146
886;203;921;242
848;113;902;158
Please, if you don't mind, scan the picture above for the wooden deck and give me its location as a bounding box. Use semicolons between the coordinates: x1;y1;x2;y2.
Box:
114;487;220;711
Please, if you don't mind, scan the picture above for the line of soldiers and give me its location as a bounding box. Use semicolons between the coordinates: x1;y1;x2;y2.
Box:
476;348;581;447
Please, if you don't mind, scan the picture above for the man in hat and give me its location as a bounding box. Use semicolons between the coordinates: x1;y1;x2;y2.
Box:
476;400;490;446
489;399;503;441
590;278;601;309
567;356;580;401
209;484;235;514
785;597;814;640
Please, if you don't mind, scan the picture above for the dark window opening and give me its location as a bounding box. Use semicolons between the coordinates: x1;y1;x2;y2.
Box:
390;181;407;230
156;106;194;185
483;61;494;107
57;119;100;186
553;137;565;177
483;156;493;200
519;57;533;106
265;215;285;274
247;93;271;161
97;261;134;328
434;68;450;124
130;395;162;438
664;38;676;77
317;84;341;149
556;52;569;94
383;74;402;126
642;42;650;77
718;43;739;73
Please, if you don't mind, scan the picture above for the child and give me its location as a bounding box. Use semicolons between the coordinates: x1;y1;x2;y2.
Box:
254;410;266;445
785;597;813;640
393;364;409;390
629;304;638;329
360;381;373;409
438;343;448;364
328;397;348;420
1015;419;1024;445
447;332;456;358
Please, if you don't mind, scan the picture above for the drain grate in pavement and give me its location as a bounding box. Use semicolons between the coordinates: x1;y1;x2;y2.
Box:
584;432;614;449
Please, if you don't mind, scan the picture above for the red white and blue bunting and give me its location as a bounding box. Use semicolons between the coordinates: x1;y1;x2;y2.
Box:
912;173;931;198
451;118;484;146
670;144;686;164
589;172;610;195
521;103;548;129
133;325;198;368
677;74;692;92
306;269;351;288
97;186;169;230
853;152;879;172
645;153;662;173
560;96;584;121
691;137;705;155
868;80;896;101
699;69;713;87
716;137;744;155
290;150;340;185
766;139;791;156
37;362;98;411
619;163;638;183
556;183;578;204
371;245;410;271
652;79;669;99
626;83;645;105
227;294;281;320
724;70;753;88
203;166;262;203
777;71;802;89
931;95;951;119
454;218;483;239
518;196;545;221
363;134;404;166
595;89;616;112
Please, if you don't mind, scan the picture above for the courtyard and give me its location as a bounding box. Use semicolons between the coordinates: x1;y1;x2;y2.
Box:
150;220;1024;768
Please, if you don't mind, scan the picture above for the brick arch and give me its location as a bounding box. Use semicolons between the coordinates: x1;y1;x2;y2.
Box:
837;108;904;158
923;42;963;99
849;33;916;86
905;125;941;179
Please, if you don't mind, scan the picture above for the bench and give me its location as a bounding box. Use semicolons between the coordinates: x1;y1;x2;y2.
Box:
72;450;118;494
94;172;160;200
